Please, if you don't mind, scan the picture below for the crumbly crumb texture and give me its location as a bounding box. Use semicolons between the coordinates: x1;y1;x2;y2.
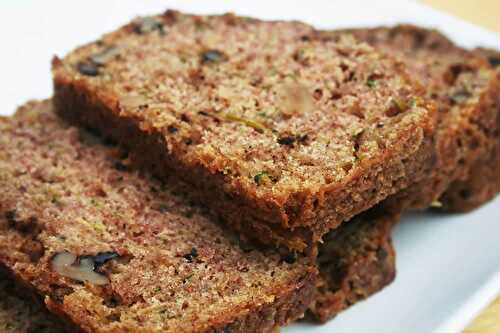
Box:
0;101;316;333
329;25;500;209
53;10;434;251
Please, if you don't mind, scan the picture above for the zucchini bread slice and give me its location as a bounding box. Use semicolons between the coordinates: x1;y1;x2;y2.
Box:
52;10;434;252
439;48;500;211
0;209;396;331
0;101;315;333
0;214;396;332
324;25;500;211
0;100;397;332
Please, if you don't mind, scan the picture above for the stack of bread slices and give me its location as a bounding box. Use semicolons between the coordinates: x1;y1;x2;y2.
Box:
0;10;498;333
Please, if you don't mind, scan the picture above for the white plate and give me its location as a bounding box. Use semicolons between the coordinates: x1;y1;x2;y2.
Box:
0;1;499;332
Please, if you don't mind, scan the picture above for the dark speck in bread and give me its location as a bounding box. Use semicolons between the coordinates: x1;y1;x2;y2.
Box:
80;251;120;268
182;248;199;263
133;16;165;35
277;136;296;146
487;55;500;67
77;61;99;76
200;49;227;64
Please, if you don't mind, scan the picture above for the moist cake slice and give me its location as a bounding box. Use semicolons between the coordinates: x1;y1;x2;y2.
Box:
0;211;397;331
323;25;500;211
0;100;398;332
0;208;396;331
0;101;315;333
52;10;434;252
440;47;500;211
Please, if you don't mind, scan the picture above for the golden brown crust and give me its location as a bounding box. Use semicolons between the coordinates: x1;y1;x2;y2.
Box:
329;25;500;211
52;11;434;251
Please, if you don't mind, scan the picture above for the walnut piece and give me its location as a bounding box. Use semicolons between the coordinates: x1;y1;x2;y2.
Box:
51;251;110;285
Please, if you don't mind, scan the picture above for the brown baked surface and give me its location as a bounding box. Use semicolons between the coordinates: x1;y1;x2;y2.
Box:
440;47;500;211
0;100;400;332
52;10;434;252
325;25;500;211
0;100;316;333
0;268;67;333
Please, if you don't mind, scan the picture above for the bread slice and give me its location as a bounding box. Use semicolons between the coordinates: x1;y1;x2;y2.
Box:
0;212;395;332
310;206;397;322
0;212;396;332
0;100;397;332
52;10;434;252
323;25;500;211
440;48;500;211
0;268;67;333
0;101;315;333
